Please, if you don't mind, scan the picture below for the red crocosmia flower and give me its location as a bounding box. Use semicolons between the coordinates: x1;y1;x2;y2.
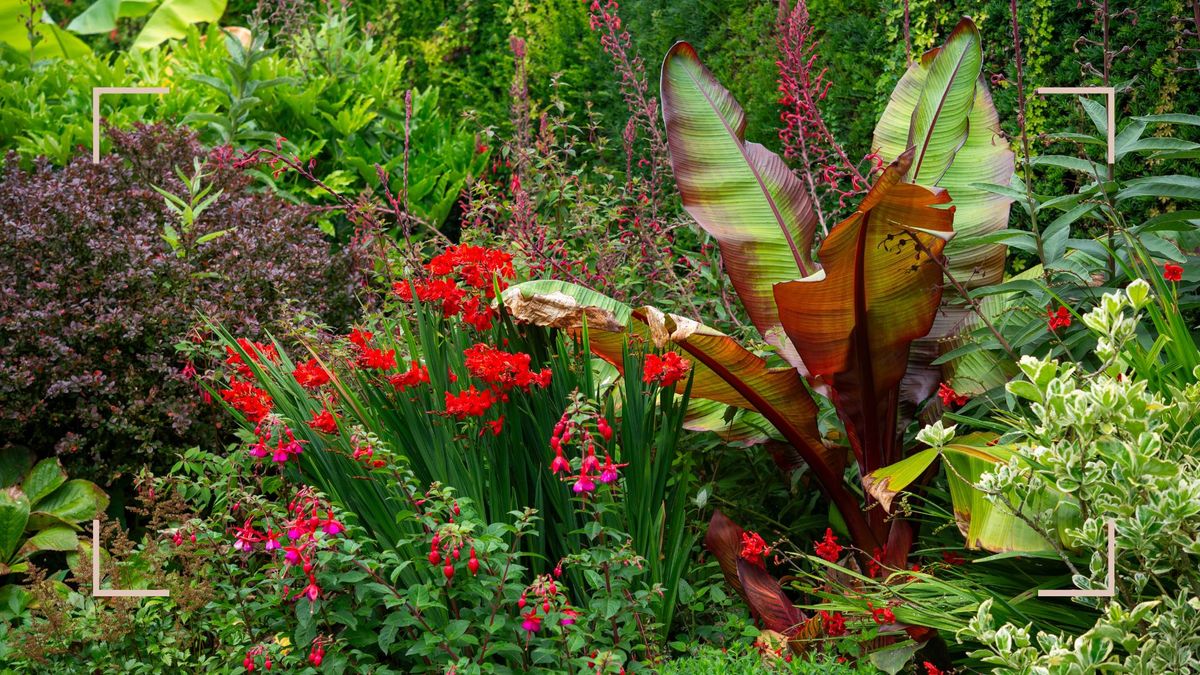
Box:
941;550;966;566
357;346;397;371
643;351;690;387
923;662;944;675
444;386;496;419
814;528;842;562
347;328;374;350
937;382;968;408
868;602;896;624
1164;262;1184;282
220;379;273;423
1047;306;1072;331
867;546;886;578
819;610;847;637
225;338;280;379
388;361;430;391
739;531;770;566
488;417;505;436
308;408;338;434
292;359;330;389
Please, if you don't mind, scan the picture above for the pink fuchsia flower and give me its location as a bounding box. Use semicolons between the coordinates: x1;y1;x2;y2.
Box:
581;446;601;473
599;454;627;484
521;609;542;633
321;511;344;536
304;579;321;601
264;529;281;551
572;470;596;494
550;450;571;474
283;546;303;565
560;607;579;626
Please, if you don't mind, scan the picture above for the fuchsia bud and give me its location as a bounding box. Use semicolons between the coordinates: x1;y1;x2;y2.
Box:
452;502;461;515
550;451;571;474
468;548;480;575
429;550;441;565
518;594;527;609
443;563;455;579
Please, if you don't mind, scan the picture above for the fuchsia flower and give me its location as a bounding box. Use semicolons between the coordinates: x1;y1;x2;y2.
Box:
233;520;259;552
572;470;596;494
264;529;281;551
599;454;626;484
550;451;571;474
521;609;542;634
560;607;579;625
321;511;344;536
283;546;303;565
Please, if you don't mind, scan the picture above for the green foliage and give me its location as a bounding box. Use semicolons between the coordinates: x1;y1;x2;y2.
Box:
660;643;872;674
67;0;227;50
0;448;108;623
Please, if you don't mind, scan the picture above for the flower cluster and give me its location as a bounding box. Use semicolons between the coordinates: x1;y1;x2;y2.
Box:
348;328;397;370
393;244;515;330
292;358;331;389
820;610;847;637
937;382;968;408
230;489;345;606
643;351;689;387
248;418;305;464
225;338;281;379
389;360;431;391
867;601;896;625
442;344;551;431
221;379;274;424
1047;305;1072;331
517;574;578;635
548;399;624;494
814;527;842;563
739;531;771;567
425;501;485;581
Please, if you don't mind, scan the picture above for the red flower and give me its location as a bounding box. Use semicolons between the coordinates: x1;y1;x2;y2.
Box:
487;417;505;436
937;382;968;408
868;602;895;624
739;531;770;566
220;379;273;423
643;351;690;387
225;338;279;379
293;358;330;389
1165;262;1184;282
941;550;966;566
444;386;496;419
357;346;396;371
923;662;944;675
814;528;842;562
308;408;338;434
1047;306;1072;331
819;610;847;637
388;361;430;391
867;546;886;578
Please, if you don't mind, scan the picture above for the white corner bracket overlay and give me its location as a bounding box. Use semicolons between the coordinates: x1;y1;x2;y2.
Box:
91;87;170;164
91;519;170;597
1037;519;1117;598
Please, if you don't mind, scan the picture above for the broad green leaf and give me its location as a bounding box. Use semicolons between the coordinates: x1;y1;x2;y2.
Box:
661;41;817;370
1029;154;1104;177
0;0;92;59
28;479;108;526
874;17;1013;290
21;526;78;556
0;487;30;563
132;0;226;50
22;458;67;507
905;18;983;185
775;150;955;474
1134;113;1200;127
66;0;123;34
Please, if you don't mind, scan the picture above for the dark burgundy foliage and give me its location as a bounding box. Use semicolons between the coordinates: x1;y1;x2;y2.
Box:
0;123;359;481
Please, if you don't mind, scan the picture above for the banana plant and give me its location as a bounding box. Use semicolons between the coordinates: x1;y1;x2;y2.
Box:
0;447;109;620
502;33;972;641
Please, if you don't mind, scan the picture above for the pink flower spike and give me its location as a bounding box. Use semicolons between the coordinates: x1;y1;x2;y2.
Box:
304;580;320;601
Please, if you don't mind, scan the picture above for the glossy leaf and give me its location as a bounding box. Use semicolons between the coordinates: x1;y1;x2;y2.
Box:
661;41;818;370
0;488;29;563
22;458;67;507
873;17;1013;290
774;150;955;475
131;0;226;50
28;479;108;526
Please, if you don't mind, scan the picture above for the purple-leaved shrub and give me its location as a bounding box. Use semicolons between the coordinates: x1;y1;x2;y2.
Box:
0;123;360;481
